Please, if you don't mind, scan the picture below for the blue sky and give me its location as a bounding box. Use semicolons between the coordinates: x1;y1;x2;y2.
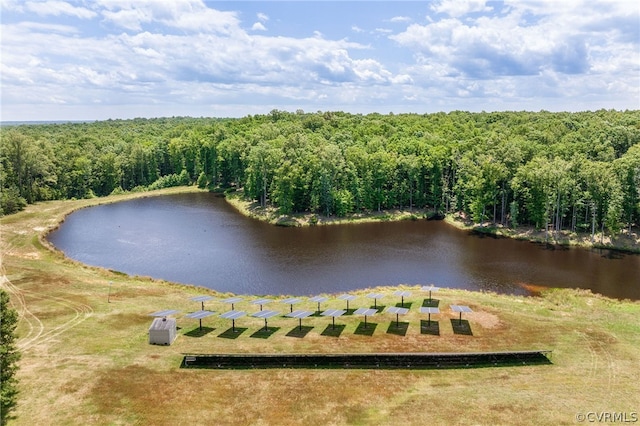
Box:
1;0;638;121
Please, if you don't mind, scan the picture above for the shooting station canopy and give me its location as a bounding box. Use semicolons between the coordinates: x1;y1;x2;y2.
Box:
394;290;412;307
280;297;303;312
450;305;473;324
337;294;357;310
286;309;315;330
419;306;440;326
354;307;378;316
354;307;377;328
309;295;329;312
191;295;215;310
421;285;440;300
185;310;216;320
251;309;280;331
221;296;244;309
251;298;273;310
149;309;180;317
321;308;346;329
184;310;216;330
191;295;215;303
220;310;246;320
419;307;440;315
366;292;385;308
450;305;473;314
387;306;409;326
219;309;246;332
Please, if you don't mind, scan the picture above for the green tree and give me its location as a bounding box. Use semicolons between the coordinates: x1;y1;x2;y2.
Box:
1;289;21;424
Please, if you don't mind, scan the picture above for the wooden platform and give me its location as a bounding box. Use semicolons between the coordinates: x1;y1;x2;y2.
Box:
181;350;552;369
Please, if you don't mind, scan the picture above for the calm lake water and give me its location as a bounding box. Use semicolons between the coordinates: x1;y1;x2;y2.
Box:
47;192;640;299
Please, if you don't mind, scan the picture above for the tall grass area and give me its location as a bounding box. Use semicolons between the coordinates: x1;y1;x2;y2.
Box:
1;187;639;425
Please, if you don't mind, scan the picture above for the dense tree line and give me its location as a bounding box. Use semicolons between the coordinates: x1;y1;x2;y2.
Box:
1;289;21;424
1;110;639;240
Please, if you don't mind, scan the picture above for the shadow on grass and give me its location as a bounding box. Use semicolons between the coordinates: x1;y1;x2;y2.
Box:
422;298;440;308
420;320;440;336
386;321;409;336
184;326;216;337
286;325;313;338
371;305;386;313
218;327;248;339
395;302;413;309
354;321;377;336
321;324;346;337
250;327;280;339
451;319;473;336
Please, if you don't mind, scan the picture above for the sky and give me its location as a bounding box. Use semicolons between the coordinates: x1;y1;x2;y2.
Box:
1;0;639;121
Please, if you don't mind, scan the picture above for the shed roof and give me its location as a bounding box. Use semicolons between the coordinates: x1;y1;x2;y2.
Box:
149;317;176;331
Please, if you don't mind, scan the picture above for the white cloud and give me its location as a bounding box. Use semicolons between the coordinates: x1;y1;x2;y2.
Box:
0;0;637;120
25;0;96;19
431;0;493;18
252;22;267;31
392;1;636;79
389;16;411;23
97;0;241;34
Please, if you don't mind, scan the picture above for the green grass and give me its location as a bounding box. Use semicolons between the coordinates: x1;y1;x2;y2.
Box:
2;187;639;425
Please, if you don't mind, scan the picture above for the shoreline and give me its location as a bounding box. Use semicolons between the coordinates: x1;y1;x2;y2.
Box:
223;189;640;254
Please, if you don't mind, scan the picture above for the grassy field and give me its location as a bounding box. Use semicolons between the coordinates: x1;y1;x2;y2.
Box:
1;187;639;425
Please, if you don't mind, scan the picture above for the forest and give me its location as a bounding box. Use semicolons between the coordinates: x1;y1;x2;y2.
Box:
1;110;639;240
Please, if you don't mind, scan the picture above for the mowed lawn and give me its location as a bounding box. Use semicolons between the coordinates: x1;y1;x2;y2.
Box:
2;189;639;425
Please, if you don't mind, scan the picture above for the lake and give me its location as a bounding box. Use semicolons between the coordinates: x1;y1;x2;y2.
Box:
47;192;640;299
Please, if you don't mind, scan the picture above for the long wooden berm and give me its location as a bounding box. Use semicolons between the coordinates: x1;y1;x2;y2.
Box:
181;350;552;369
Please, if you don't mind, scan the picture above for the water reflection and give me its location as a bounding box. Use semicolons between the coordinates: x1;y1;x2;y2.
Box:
47;192;640;299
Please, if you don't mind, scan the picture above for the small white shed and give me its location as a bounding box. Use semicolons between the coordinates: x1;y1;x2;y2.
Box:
148;317;177;345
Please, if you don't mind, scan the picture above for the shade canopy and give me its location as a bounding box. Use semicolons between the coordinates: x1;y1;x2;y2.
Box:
251;309;280;331
251;298;273;310
281;297;303;312
387;306;409;315
220;310;246;320
337;294;357;310
286;309;315;319
191;295;215;310
354;307;377;316
366;292;385;309
184;310;216;330
185;310;216;320
219;310;246;332
286;309;315;331
394;290;412;307
321;308;346;329
149;309;180;317
450;305;473;325
309;295;329;312
220;296;243;310
252;309;280;319
221;296;244;304
353;307;377;329
387;306;409;327
419;306;439;326
191;295;215;302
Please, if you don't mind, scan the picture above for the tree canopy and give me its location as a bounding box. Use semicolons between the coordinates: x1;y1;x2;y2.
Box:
1;110;639;239
1;289;21;424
